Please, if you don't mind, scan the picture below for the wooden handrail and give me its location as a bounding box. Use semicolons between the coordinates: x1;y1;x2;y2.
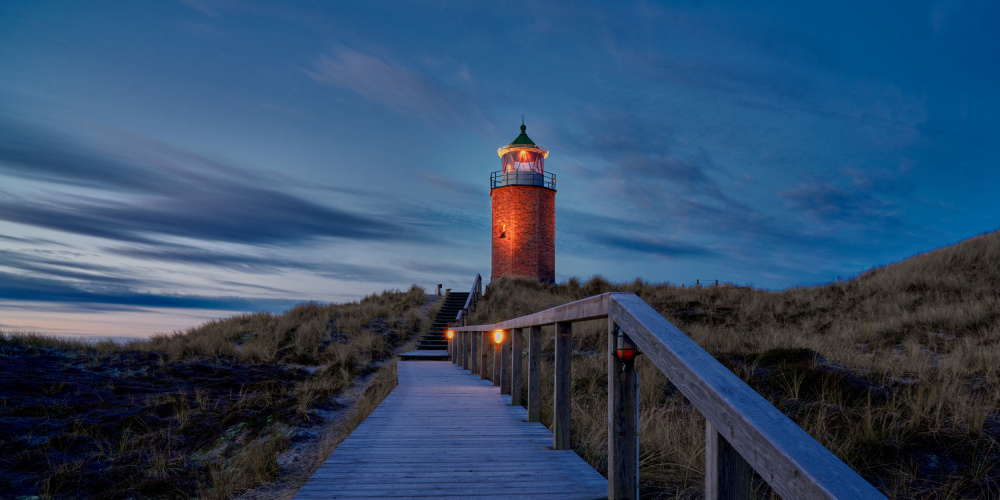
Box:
454;273;482;326
451;292;886;500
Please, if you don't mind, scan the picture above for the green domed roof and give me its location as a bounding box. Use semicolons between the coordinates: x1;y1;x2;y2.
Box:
507;124;537;148
497;122;548;158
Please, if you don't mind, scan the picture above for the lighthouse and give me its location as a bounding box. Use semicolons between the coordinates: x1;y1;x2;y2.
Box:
491;123;556;283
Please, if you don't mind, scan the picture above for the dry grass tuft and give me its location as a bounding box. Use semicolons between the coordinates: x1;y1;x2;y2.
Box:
1;285;428;499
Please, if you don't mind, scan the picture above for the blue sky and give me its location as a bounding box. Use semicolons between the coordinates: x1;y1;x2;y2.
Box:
1;1;998;337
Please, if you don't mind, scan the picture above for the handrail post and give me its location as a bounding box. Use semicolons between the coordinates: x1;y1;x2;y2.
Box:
527;325;541;422
457;331;464;369
480;331;489;379
465;331;472;370
493;332;502;387
554;321;572;449
510;328;523;406
608;320;638;499
469;328;478;374
705;420;754;499
466;330;473;370
500;330;511;395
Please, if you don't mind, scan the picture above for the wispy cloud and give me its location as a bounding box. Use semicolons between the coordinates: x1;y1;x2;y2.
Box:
0;270;298;311
584;232;715;259
0;119;406;245
780;182;895;223
305;46;481;126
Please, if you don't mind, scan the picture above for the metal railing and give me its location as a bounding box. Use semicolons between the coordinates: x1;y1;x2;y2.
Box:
490;170;556;190
449;292;885;500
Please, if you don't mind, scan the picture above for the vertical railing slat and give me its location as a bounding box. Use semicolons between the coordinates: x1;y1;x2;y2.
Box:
469;329;478;374
493;332;502;387
480;330;489;379
554;321;572;450
705;420;754;499
500;331;511;395
511;327;523;406
527;325;541;422
465;331;472;370
608;319;638;499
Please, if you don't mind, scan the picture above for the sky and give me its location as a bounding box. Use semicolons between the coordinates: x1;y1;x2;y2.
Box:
1;1;998;338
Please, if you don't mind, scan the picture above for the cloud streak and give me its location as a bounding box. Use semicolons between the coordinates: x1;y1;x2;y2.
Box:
306;46;481;126
0;119;407;246
0;270;299;311
105;245;402;283
584;232;715;259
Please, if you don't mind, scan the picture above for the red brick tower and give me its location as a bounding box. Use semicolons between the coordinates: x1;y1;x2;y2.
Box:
491;123;555;283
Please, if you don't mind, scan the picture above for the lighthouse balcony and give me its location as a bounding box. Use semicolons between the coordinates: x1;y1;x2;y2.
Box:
491;170;556;190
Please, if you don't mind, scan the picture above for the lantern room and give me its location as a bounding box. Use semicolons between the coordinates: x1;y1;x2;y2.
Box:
499;124;548;174
492;124;556;190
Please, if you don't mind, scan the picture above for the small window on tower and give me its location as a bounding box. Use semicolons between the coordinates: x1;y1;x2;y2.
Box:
499;223;506;239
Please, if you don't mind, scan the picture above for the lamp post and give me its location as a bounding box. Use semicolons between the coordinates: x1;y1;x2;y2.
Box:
493;329;504;387
446;329;455;360
609;322;640;499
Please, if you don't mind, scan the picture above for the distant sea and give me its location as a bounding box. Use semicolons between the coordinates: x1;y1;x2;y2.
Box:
0;302;244;340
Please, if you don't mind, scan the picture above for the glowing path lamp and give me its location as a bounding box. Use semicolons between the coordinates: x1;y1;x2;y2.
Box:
492;329;505;387
614;325;639;362
447;329;455;359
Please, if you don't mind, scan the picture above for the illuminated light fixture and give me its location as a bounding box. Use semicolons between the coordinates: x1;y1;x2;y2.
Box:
614;324;639;362
493;329;504;344
446;330;455;340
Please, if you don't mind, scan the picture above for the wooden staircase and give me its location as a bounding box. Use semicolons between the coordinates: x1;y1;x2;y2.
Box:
398;289;470;361
416;291;468;351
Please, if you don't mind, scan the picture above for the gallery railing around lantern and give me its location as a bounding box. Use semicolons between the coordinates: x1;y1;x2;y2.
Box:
449;292;886;500
490;170;556;190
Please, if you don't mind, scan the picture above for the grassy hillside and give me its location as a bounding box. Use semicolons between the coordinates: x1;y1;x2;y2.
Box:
471;229;1000;499
0;285;430;499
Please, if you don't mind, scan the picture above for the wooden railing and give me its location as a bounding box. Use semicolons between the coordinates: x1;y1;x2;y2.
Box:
449;292;886;500
454;273;482;326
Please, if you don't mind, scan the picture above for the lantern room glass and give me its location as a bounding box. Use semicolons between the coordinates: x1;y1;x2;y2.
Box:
501;148;545;174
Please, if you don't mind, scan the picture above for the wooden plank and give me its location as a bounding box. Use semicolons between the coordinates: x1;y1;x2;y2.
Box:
510;327;523;407
608;294;885;500
528;325;541;422
294;361;606;499
554;321;571;450
451;293;612;332
608;319;638;499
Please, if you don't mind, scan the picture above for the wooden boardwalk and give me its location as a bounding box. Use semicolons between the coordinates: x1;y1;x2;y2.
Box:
294;360;607;499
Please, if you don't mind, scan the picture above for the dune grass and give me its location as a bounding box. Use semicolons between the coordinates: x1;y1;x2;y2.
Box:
1;285;427;499
470;230;1000;498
